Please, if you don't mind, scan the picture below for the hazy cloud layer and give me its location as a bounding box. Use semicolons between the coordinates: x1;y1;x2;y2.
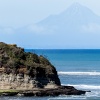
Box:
82;23;100;33
0;1;100;48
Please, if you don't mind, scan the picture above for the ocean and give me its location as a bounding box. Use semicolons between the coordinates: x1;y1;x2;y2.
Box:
1;49;100;100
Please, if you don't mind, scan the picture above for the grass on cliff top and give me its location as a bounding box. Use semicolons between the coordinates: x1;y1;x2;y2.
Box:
0;89;19;93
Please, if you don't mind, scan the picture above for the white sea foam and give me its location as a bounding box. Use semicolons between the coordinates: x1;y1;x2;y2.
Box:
58;71;100;76
48;97;86;100
48;84;100;100
62;84;100;90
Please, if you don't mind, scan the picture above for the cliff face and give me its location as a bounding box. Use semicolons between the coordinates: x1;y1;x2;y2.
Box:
0;42;61;89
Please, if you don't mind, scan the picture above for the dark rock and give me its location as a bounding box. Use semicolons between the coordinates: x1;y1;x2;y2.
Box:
16;85;86;97
1;92;18;96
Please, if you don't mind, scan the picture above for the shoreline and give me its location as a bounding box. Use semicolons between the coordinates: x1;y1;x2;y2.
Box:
0;85;88;97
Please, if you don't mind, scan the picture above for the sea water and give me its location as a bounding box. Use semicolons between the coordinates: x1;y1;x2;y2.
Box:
1;49;100;100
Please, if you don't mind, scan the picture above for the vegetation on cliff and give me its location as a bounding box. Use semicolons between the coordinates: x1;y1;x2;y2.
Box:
0;42;61;88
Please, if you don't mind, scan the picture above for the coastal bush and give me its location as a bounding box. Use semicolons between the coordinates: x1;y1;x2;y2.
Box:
0;42;53;75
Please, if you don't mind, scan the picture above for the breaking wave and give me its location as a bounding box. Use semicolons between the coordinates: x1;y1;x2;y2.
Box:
58;71;100;76
62;84;100;90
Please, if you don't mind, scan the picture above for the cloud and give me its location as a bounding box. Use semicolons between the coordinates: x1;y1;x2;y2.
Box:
27;25;45;33
0;28;15;34
82;23;100;33
26;24;56;35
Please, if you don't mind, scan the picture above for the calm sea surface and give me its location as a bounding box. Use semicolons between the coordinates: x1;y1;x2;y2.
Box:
1;49;100;100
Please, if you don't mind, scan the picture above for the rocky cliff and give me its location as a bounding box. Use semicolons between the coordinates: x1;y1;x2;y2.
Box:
0;42;61;90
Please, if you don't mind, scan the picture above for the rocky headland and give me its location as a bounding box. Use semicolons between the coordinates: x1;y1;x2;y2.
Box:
0;42;87;96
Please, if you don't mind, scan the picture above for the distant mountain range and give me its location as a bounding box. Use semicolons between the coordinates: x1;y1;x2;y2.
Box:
1;3;100;48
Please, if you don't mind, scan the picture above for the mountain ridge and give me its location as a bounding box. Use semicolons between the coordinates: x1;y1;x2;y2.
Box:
1;3;100;48
13;3;100;48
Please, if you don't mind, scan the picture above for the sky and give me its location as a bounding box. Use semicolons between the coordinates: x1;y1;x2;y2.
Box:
0;0;100;28
0;0;100;49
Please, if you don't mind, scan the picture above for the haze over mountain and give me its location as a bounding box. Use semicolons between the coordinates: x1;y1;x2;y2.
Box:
1;3;100;48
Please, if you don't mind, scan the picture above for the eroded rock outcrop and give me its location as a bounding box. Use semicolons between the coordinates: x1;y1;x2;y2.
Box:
0;42;61;89
0;42;87;96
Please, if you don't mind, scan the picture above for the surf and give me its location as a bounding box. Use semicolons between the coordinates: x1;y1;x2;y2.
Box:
58;71;100;76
